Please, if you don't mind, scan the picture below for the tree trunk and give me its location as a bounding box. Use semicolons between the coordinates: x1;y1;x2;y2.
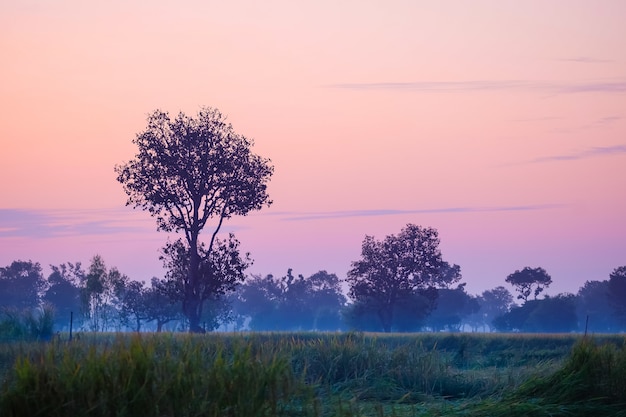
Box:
378;307;393;333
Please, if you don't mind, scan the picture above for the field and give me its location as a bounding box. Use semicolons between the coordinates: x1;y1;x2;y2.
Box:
1;332;625;416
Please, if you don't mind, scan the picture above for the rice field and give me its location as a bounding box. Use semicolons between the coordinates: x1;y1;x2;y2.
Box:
1;332;625;416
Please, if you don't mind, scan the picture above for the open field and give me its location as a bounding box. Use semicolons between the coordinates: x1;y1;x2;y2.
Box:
1;332;625;416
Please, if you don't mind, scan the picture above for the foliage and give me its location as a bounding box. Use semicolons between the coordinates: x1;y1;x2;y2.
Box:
0;261;45;311
608;265;626;326
115;107;273;332
80;255;128;332
160;235;250;332
425;284;480;332
346;224;449;332
234;269;346;331
42;263;83;331
505;266;552;302
577;279;620;332
493;294;578;333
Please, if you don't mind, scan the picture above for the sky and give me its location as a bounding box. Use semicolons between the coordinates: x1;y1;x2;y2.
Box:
1;0;625;297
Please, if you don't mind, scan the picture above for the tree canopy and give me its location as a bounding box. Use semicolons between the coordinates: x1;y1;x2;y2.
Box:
115;107;273;332
346;224;450;332
505;266;552;302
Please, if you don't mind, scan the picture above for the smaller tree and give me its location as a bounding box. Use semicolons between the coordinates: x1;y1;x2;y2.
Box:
477;286;515;331
505;266;552;302
144;277;184;332
43;263;84;331
607;266;626;327
0;260;45;311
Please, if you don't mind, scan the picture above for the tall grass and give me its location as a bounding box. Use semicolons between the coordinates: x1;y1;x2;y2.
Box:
0;334;310;417
1;332;625;417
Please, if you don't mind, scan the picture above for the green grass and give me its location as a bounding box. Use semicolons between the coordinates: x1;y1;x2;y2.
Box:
0;332;625;416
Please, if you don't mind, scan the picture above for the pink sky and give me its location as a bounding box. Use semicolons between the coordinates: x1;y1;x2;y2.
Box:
1;1;625;296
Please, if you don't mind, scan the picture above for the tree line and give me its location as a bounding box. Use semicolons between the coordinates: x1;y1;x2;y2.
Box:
3;106;624;335
1;252;625;334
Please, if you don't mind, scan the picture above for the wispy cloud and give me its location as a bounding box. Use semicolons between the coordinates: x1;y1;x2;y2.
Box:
276;204;564;221
327;79;626;95
530;144;626;163
0;208;154;238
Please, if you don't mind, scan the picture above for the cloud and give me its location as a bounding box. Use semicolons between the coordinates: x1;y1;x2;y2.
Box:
530;144;626;163
327;79;626;95
278;204;564;221
0;208;154;238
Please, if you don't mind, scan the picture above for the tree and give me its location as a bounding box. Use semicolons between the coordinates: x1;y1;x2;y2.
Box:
607;266;626;326
477;286;515;331
159;235;250;332
233;269;346;331
43;263;84;331
80;255;127;332
493;294;577;333
115;279;147;332
115;107;273;332
346;224;448;333
426;284;479;332
143;277;184;332
505;267;552;302
577;280;619;332
0;260;45;311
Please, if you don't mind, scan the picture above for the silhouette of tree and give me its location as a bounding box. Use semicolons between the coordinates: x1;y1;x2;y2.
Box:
493;294;577;333
233;269;346;331
43;263;84;331
505;266;552;302
159;235;250;331
477;286;514;331
608;266;626;326
577;280;619;332
115;107;273;332
346;224;447;333
143;277;183;332
0;260;45;311
80;255;127;332
426;284;479;332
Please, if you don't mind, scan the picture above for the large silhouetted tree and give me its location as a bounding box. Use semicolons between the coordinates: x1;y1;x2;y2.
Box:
505;266;552;302
115;107;273;332
346;224;447;332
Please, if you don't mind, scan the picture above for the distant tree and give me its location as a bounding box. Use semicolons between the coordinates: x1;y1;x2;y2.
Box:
43;263;84;331
505;267;552;302
576;280;619;332
477;286;515;331
607;266;626;327
80;255;127;332
493;294;577;333
525;294;578;332
115;279;148;332
426;283;480;332
143;277;184;332
0;260;45;311
159;236;250;331
115;107;273;332
346;224;448;333
233;269;346;331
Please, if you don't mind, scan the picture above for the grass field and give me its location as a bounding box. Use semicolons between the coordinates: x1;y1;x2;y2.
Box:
0;331;625;416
